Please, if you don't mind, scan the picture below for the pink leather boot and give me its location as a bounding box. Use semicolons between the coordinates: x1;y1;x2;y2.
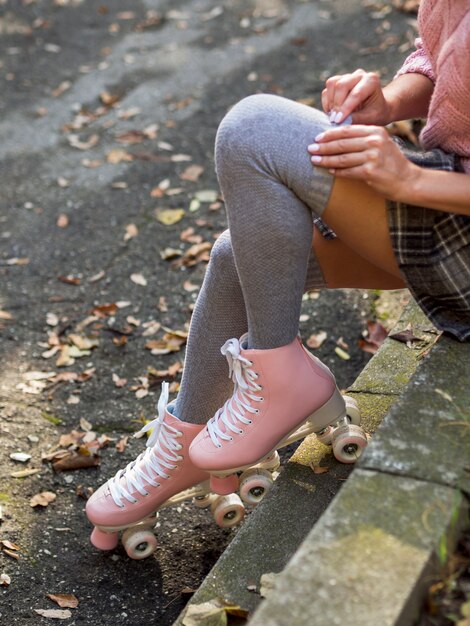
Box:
189;333;346;479
86;383;208;551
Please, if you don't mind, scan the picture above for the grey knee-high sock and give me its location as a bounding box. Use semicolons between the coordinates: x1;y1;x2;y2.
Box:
173;229;325;425
215;94;334;350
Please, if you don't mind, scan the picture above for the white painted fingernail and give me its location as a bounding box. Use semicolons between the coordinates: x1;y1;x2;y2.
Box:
329;110;336;122
311;155;322;163
308;143;320;152
334;111;343;124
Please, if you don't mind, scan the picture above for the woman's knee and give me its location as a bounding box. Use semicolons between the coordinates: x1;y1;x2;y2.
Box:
215;94;287;172
207;229;237;275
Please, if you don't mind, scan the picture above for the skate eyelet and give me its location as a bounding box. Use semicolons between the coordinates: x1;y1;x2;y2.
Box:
177;455;183;461
230;437;234;441
258;397;264;402
143;492;149;497
248;420;252;424
238;429;244;435
255;409;260;413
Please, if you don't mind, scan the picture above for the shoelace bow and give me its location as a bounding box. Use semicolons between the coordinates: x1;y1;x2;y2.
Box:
207;335;263;448
108;382;184;508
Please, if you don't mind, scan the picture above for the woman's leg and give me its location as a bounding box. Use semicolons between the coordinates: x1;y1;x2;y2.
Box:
215;94;334;350
174;230;326;425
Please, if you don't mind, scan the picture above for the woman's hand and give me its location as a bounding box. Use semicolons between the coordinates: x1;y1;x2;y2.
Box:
308;125;420;200
322;69;392;125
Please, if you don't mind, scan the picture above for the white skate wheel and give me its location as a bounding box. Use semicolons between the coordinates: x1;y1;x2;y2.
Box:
343;395;361;425
193;493;217;509
316;425;334;446
122;527;158;560
239;468;273;506
332;424;368;464
211;494;245;528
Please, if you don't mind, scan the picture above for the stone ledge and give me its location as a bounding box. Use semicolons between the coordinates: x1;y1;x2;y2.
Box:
248;470;468;626
359;335;470;496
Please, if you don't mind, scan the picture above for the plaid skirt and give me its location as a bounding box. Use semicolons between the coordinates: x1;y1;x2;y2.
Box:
314;140;470;341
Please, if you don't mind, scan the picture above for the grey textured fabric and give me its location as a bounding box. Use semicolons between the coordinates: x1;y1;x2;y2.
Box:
174;229;326;425
215;94;334;349
174;94;333;425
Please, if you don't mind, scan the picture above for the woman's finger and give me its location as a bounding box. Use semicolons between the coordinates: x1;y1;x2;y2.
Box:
310;149;378;170
331;71;364;114
308;136;372;156
315;124;385;143
337;73;381;121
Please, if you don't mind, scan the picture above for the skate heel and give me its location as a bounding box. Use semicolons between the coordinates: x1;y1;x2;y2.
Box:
306;387;346;432
210;473;239;495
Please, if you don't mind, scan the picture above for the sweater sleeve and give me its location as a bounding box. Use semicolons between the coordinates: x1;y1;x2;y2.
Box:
395;38;436;83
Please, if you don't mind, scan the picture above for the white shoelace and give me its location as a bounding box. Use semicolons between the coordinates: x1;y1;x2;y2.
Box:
207;335;263;448
108;382;184;508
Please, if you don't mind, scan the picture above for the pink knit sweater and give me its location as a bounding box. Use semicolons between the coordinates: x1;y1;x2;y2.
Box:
395;0;470;173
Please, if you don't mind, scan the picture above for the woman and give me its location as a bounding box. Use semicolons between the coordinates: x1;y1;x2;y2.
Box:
86;0;470;548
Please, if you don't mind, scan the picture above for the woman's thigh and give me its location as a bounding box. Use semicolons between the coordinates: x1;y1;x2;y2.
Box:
314;178;406;289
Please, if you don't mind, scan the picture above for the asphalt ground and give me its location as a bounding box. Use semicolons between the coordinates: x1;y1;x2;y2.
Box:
0;0;415;623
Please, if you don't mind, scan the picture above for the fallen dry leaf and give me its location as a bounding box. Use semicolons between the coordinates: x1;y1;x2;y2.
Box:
116;436;129;453
158;296;168;312
1;540;20;552
306;331;327;349
0;573;11;586
183;280;199;292
160;247;182;260
180;227;203;244
112;373;127;387
58;275;81;285
68;133;99;151
179;164;204;182
124;223;138;241
79;417;93;432
389;328;422;344
107;148;134;164
309;462;329;474
34;609;72;620
194;189;218;203
0;310;13;320
11;468;41;478
46;593;79;609
156;208;185;225
334;347;351;361
56;214;69;228
91;303;118;317
30;492;57;507
52;80;72;97
52;453;100;472
358;320;388;354
182;597;249;626
130;272;147;286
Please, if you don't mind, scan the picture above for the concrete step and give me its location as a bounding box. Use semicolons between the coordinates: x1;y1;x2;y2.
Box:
248;333;470;626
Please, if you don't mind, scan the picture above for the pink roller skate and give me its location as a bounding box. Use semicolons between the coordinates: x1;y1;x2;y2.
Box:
189;334;367;499
86;383;246;560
